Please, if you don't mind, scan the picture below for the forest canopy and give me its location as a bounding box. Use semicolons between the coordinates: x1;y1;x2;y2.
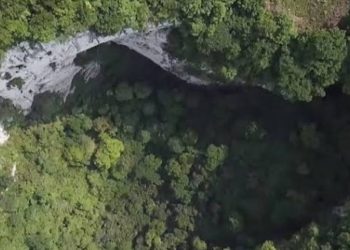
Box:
2;0;350;249
1;76;350;249
0;0;350;101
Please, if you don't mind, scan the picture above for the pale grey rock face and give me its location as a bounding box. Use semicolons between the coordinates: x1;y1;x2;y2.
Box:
81;61;101;82
0;23;204;113
113;27;207;86
0;30;137;112
0;124;9;145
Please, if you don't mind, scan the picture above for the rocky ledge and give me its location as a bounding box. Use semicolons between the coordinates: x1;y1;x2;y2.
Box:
0;24;208;113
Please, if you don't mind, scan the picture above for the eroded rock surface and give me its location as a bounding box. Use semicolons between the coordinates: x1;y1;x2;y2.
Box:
0;23;208;113
0;25;173;112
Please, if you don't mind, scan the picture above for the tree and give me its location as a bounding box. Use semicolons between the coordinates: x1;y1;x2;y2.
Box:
114;82;134;102
135;130;150;145
276;29;347;101
53;0;79;35
206;144;228;171
93;117;112;133
94;0;126;34
95;0;149;34
241;39;277;76
145;220;166;248
29;12;57;42
64;114;93;135
64;135;96;167
134;154;163;185
259;241;277;250
134;82;153;99
297;29;347;93
94;133;124;170
76;0;99;28
166;158;194;203
298;124;321;150
277;52;313;101
168;137;185;154
192;236;207;250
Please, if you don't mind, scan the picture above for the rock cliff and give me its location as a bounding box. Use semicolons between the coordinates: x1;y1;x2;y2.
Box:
0;24;203;113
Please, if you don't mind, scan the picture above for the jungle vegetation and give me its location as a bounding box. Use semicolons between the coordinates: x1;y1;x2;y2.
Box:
1;72;350;249
1;0;350;101
1;0;350;250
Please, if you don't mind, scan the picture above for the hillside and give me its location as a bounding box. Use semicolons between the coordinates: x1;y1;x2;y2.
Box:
1;1;350;250
266;0;349;30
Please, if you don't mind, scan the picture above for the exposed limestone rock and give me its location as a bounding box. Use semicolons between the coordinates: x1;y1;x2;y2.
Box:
0;125;9;145
0;25;169;112
81;61;101;82
0;23;206;113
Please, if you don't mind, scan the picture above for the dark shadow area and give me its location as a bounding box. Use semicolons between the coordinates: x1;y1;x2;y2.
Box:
25;42;350;248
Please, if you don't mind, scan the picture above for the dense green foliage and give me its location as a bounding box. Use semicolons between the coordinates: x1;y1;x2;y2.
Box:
1;0;349;101
2;78;350;249
170;0;348;101
2;0;350;249
0;0;178;57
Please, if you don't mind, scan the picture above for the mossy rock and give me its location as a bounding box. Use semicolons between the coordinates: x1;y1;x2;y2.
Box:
7;77;25;90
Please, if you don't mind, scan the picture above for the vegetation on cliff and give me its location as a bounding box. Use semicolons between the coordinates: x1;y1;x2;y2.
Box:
1;0;350;101
1;1;350;249
1;78;350;249
170;0;349;101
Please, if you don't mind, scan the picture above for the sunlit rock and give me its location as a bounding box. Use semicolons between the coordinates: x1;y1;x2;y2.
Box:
81;61;101;82
0;23;207;113
0;125;9;145
0;25;170;112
